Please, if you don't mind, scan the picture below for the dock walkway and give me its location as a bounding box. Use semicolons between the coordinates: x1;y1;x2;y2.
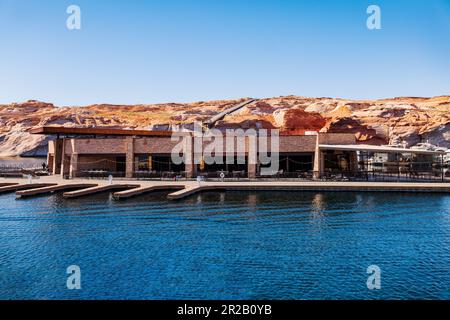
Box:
63;184;140;199
168;181;450;199
113;185;185;200
1;176;449;201
0;183;18;188
16;183;98;198
0;183;57;194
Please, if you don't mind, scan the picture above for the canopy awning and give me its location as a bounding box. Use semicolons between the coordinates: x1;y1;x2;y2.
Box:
319;144;445;155
30;126;182;137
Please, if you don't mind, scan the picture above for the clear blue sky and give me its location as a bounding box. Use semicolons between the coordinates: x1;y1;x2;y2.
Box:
1;0;450;106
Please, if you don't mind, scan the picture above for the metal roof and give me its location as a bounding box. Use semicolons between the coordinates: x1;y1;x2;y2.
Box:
29;126;179;137
319;144;445;155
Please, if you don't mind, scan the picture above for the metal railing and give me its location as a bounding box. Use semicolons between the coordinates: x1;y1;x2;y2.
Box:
318;170;448;183
0;164;43;171
69;169;449;183
0;164;49;178
74;170;187;181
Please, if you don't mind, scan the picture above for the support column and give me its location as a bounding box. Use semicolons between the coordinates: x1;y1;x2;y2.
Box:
313;151;325;179
184;135;195;179
69;153;78;179
350;151;358;174
247;153;258;179
47;155;54;174
313;139;323;179
248;162;257;179
53;139;63;175
46;142;53;172
125;137;135;178
59;139;68;178
320;152;325;174
247;135;258;179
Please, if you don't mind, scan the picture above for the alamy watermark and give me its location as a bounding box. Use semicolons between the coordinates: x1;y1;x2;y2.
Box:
170;122;280;175
366;265;381;290
65;5;380;31
367;5;382;30
66;265;81;290
66;5;81;30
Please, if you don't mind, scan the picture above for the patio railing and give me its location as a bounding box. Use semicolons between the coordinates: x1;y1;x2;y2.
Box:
318;170;448;183
69;169;449;183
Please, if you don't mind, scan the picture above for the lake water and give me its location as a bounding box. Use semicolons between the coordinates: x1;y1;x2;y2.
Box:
0;190;448;300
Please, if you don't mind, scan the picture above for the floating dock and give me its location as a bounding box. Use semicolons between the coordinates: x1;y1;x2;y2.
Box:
0;183;58;194
0;183;19;188
113;185;185;200
1;176;450;201
63;184;140;199
167;185;219;200
167;181;450;200
16;183;98;198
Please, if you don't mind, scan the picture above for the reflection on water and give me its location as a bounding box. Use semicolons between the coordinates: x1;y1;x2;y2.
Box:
0;190;448;300
311;193;325;214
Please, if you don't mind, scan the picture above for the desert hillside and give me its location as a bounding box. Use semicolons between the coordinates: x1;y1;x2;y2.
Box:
0;95;449;157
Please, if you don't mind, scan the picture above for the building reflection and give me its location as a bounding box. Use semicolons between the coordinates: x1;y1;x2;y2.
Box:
246;193;257;207
312;193;325;216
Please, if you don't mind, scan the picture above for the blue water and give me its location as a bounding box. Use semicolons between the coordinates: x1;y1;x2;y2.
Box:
0;190;448;300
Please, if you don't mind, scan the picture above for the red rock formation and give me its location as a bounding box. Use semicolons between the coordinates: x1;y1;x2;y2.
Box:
321;117;388;145
272;108;326;134
0;96;449;156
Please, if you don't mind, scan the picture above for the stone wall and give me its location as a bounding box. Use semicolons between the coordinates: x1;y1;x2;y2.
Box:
318;133;356;145
279;135;317;153
76;155;118;172
64;138;127;155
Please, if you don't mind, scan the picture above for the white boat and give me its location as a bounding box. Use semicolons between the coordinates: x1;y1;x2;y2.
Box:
444;152;450;164
411;142;438;151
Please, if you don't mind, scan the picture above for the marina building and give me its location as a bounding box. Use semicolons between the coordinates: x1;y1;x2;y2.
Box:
30;126;446;182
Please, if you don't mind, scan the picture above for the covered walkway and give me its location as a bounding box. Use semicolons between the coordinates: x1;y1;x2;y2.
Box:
317;144;447;182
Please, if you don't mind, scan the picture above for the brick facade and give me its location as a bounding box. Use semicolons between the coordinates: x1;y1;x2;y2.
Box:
47;133;357;178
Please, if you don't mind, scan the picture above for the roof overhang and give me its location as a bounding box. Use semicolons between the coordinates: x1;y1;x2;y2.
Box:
319;144;445;155
29;126;183;137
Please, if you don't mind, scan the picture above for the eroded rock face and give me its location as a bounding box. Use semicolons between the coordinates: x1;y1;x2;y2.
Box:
421;123;450;147
273;108;326;134
0;96;449;157
321;117;387;145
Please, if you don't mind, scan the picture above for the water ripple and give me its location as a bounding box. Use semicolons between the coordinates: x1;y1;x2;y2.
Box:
0;191;448;299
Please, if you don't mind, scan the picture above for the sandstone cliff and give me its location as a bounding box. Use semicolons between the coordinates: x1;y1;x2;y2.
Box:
0;96;449;157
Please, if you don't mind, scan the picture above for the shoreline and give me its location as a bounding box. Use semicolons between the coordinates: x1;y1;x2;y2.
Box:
2;176;450;200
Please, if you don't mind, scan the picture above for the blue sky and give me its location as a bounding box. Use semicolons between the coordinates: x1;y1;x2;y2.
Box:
0;0;450;106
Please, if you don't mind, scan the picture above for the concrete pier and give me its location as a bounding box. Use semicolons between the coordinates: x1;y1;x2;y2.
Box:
0;183;18;188
0;183;57;195
167;181;450;200
167;185;221;200
63;184;140;199
1;176;449;201
113;185;185;200
16;183;98;198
